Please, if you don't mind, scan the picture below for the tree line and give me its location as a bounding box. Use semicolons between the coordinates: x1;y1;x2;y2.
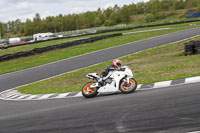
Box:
0;0;200;39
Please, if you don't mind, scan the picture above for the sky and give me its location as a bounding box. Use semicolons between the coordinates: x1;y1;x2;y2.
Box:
0;0;149;22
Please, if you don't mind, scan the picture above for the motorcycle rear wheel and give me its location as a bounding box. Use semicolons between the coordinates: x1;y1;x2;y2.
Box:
120;78;137;94
82;81;98;98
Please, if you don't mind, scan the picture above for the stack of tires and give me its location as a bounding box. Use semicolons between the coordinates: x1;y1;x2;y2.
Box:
185;40;200;55
193;40;200;54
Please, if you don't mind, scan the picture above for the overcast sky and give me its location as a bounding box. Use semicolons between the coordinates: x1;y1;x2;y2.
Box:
0;0;149;22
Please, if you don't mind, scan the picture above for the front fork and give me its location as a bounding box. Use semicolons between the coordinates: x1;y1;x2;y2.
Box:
88;83;99;91
123;77;130;84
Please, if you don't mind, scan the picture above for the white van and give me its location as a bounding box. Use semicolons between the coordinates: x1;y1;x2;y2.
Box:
9;38;21;44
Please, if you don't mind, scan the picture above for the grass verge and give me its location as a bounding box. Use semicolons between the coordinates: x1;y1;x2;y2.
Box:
17;35;200;94
0;26;197;75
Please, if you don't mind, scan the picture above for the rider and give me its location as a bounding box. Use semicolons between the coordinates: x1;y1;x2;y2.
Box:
98;59;122;86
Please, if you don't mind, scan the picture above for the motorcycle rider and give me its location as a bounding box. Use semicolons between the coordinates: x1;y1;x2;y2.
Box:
98;59;122;86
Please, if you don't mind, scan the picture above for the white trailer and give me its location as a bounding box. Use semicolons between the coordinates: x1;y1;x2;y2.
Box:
9;38;21;44
33;32;53;41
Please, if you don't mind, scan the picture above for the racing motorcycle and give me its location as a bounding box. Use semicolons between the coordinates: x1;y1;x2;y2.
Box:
82;66;137;98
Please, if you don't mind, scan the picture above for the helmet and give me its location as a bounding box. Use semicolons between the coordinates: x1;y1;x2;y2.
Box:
113;59;122;68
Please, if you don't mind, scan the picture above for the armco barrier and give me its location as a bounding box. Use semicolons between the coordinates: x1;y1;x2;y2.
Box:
1;19;200;50
185;40;200;55
0;33;122;62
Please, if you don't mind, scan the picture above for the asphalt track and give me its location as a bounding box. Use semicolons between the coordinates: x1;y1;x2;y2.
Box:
0;82;200;132
0;27;200;92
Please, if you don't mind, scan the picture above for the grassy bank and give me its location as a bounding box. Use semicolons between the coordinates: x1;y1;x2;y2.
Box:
17;35;200;94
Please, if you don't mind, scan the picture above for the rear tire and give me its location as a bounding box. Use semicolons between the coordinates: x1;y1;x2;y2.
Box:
119;78;137;94
82;81;98;98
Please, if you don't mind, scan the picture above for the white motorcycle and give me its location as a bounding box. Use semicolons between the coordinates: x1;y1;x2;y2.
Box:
82;66;137;98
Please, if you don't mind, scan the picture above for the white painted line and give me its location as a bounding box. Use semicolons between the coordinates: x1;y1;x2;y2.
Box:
139;87;155;91
15;95;31;100
4;94;16;99
3;92;15;97
73;92;83;97
187;131;200;133
3;89;13;93
10;90;19;94
185;76;200;84
153;80;172;88
123;28;171;35
54;93;70;98
7;94;20;99
136;84;142;90
25;95;38;100
38;94;55;100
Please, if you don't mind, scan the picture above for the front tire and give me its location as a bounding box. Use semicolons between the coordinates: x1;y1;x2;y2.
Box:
119;78;137;94
82;81;98;98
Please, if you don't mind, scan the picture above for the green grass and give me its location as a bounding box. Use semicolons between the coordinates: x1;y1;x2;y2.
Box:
16;35;200;94
0;26;195;75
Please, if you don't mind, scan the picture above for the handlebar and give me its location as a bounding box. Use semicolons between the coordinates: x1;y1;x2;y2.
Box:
116;68;125;71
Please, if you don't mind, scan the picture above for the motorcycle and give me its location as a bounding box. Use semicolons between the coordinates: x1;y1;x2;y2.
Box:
82;65;137;98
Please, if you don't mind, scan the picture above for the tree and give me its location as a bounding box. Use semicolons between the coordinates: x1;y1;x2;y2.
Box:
129;3;138;15
185;0;194;9
24;19;35;35
173;0;185;10
197;5;200;12
104;7;113;19
119;5;131;23
0;22;4;38
83;11;96;28
94;17;102;26
104;19;116;26
150;0;161;18
136;2;145;14
185;0;195;13
145;14;155;23
113;4;120;12
33;13;42;33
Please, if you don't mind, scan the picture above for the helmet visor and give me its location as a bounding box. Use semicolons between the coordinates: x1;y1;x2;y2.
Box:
116;62;121;67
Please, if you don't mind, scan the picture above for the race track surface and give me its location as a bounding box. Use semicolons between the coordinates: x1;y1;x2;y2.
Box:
0;27;200;91
0;82;200;133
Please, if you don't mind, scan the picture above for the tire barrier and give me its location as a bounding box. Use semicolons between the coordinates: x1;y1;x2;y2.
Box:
0;33;122;62
98;19;200;34
185;40;200;55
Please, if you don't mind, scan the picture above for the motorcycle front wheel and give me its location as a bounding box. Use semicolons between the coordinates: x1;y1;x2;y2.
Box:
82;81;99;98
120;78;137;94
